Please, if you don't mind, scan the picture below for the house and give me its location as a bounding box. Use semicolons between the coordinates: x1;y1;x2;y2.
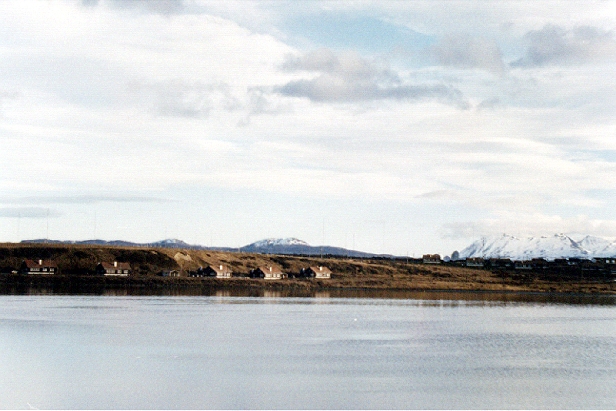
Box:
250;266;284;280
423;254;441;264
20;259;58;275
596;258;616;276
465;257;485;268
96;261;131;276
488;258;513;269
202;264;233;278
531;258;548;270
595;258;616;265
300;266;332;279
161;270;180;277
514;260;533;270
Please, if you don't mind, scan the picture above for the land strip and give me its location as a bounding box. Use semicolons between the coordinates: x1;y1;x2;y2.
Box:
0;243;614;295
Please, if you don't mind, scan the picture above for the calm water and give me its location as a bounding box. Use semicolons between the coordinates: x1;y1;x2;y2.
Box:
1;294;615;409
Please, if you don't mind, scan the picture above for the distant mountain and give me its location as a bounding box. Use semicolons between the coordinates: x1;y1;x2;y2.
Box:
21;238;202;249
457;234;616;260
250;238;310;248
576;235;616;256
20;237;381;257
239;237;380;258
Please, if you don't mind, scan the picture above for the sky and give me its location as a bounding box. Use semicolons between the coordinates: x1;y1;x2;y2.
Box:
1;0;616;256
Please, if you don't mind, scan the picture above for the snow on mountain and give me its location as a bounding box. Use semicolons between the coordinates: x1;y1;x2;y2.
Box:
240;238;379;257
576;235;616;257
456;233;616;260
154;238;189;246
249;238;310;248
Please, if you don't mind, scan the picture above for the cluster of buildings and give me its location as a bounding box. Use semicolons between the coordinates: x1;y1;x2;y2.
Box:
16;259;333;280
189;264;332;280
422;254;616;276
18;259;132;276
17;253;616;280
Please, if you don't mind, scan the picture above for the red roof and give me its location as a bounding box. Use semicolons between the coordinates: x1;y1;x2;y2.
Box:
308;266;332;275
23;259;57;268
254;266;283;275
207;264;231;275
100;262;131;270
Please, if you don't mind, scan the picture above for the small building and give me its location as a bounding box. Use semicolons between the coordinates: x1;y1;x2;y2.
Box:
488;258;513;269
595;258;616;265
96;261;131;276
202;264;233;278
595;258;616;276
531;258;548;270
423;254;441;264
250;266;284;280
465;257;485;268
514;260;533;270
300;266;332;279
20;259;58;275
552;258;569;269
161;270;180;277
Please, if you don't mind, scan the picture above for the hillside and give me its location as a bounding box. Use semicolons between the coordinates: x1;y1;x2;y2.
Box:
0;243;615;295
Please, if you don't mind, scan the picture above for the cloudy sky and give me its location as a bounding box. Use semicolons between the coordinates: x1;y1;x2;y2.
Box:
1;0;616;255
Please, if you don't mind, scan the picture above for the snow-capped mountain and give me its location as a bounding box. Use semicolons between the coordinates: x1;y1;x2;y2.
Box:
240;238;379;257
457;234;616;260
152;238;192;247
249;238;310;248
576;235;616;257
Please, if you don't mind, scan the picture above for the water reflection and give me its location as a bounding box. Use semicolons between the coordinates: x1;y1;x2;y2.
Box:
314;291;331;299
0;283;614;305
262;290;282;298
215;289;231;297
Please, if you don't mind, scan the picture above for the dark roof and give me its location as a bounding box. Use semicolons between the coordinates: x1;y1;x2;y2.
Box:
254;266;283;275
99;262;131;270
307;266;332;275
206;264;232;275
23;259;57;268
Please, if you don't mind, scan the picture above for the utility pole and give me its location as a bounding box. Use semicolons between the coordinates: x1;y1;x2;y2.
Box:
321;218;325;259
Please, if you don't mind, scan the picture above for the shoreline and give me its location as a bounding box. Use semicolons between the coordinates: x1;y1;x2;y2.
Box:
1;274;615;298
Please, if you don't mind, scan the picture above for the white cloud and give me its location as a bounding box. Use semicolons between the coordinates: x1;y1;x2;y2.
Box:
513;24;616;67
430;34;506;74
0;207;62;219
276;49;470;107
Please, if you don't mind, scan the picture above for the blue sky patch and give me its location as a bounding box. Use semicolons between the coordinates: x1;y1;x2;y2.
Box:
283;12;435;56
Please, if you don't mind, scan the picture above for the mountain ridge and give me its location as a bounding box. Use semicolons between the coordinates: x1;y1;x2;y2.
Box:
457;234;616;260
20;237;382;258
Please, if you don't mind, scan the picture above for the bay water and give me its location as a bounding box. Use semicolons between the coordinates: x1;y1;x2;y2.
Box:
1;293;615;409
